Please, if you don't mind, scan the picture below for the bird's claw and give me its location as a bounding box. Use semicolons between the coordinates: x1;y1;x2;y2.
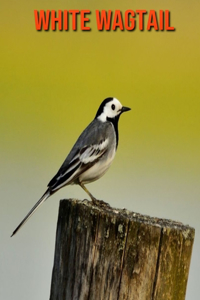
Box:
91;197;110;208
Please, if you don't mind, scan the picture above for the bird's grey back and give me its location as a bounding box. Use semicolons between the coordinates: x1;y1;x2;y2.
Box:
48;119;115;186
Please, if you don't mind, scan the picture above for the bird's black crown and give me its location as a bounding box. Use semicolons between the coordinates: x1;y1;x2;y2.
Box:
95;97;114;119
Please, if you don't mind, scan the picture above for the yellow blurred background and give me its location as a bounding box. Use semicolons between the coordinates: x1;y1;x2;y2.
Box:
1;1;199;299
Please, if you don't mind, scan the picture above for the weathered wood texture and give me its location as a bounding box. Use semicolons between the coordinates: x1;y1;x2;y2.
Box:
50;199;195;300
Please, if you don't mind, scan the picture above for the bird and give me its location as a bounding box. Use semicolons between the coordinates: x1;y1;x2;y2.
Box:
11;97;131;236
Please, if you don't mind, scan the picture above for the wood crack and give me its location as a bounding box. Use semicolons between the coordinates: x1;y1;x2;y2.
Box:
87;211;100;300
151;227;163;300
117;219;130;300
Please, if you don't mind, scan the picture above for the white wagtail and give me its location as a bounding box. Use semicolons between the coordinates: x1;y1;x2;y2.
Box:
11;97;130;236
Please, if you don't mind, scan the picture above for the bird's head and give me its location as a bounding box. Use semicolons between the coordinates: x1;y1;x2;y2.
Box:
95;97;131;122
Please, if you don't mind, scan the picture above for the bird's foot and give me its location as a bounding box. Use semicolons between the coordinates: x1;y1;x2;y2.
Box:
91;197;110;208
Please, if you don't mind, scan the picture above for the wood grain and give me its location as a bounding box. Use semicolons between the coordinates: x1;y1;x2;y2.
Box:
50;199;195;300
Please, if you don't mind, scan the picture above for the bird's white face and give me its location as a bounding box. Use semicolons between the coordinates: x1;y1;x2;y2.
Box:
97;98;123;122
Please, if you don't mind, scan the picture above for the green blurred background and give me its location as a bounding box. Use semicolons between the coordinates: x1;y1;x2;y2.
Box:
1;1;199;299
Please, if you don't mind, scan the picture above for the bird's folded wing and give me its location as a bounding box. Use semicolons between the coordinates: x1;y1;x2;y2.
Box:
48;138;109;190
79;138;109;163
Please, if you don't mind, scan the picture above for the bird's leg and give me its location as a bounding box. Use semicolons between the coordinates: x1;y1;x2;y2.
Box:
78;182;97;203
78;182;110;208
79;182;96;202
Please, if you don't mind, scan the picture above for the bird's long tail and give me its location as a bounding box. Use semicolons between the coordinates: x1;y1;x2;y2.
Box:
11;189;51;237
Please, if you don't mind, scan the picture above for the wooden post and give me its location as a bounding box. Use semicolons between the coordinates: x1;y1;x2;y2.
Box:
50;199;195;300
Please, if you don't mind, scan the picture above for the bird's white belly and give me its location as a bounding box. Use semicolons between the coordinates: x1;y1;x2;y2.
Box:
79;148;116;184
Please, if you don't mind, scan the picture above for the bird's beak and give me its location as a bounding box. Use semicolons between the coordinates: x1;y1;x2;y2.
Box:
121;106;131;113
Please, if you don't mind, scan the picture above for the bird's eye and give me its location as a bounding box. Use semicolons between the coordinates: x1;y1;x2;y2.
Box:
111;104;115;110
